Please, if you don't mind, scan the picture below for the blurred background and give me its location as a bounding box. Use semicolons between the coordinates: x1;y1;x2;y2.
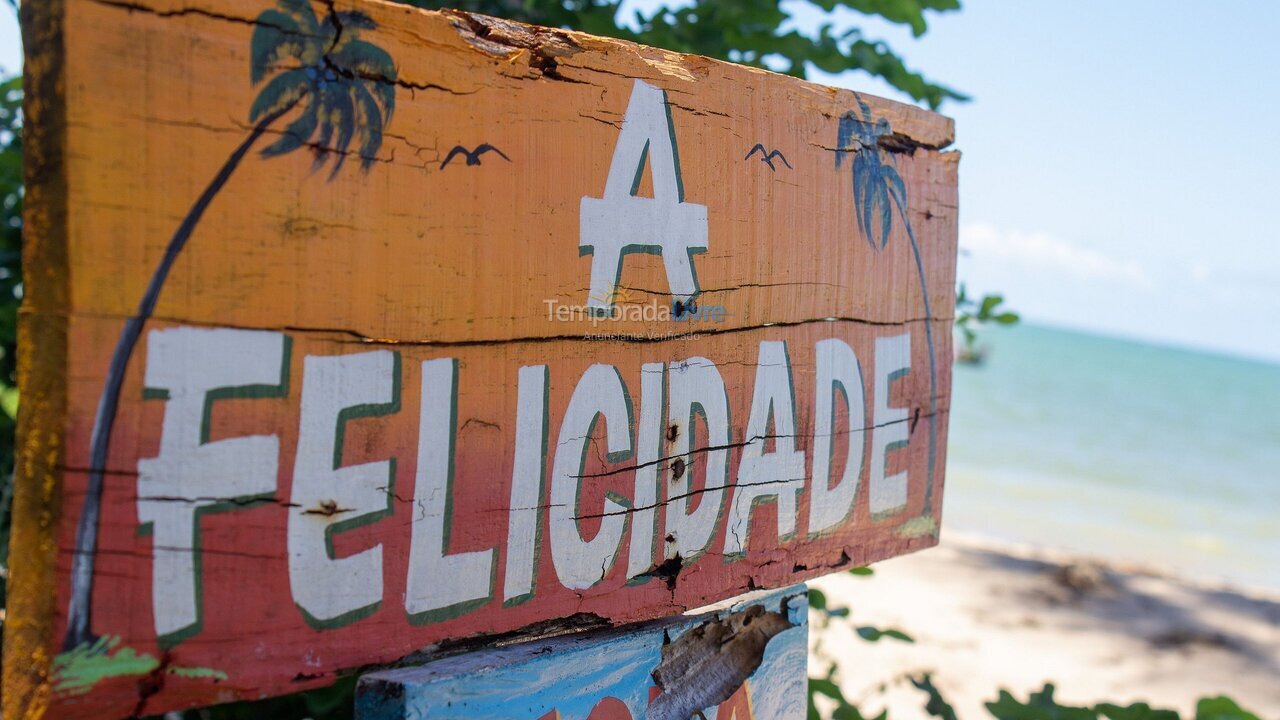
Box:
0;1;1276;719
794;4;1280;718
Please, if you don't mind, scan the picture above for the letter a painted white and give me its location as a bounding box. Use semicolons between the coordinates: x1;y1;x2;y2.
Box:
549;365;633;590
726;341;806;556
870;333;911;516
137;327;286;640
580;79;708;311
808;338;867;536
407;359;496;617
289;350;397;627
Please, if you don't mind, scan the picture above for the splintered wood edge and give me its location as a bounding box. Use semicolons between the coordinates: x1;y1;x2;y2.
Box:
6;1;68;718
427;5;955;149
85;0;955;152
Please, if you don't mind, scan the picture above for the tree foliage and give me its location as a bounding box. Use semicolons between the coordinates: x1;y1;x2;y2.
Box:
955;282;1019;357
0;73;22;638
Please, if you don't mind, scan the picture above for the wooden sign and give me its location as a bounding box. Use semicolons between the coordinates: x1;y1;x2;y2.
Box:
355;585;808;720
9;0;957;716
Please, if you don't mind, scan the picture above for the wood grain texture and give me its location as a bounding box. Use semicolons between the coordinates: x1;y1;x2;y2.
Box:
5;0;68;718
10;0;959;716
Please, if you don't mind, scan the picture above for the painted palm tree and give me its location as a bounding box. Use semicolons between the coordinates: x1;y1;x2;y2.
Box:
63;0;397;651
836;95;940;519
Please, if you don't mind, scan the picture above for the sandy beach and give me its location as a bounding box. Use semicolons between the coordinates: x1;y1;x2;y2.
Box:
810;533;1280;719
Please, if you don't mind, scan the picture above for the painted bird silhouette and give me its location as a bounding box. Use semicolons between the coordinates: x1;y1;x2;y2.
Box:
744;143;791;171
440;143;511;169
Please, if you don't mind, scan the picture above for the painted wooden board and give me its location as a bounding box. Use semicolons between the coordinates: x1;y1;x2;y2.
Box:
355;585;808;720
9;0;958;716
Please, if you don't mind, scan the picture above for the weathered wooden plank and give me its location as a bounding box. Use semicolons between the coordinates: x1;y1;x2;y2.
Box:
41;314;948;718
59;0;957;337
8;0;959;717
355;585;808;720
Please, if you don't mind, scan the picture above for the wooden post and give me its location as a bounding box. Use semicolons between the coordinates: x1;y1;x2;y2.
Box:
7;0;958;717
355;585;808;720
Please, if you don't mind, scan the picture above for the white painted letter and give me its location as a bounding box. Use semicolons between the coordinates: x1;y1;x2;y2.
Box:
549;365;633;590
580;79;708;311
726;341;806;556
138;327;286;641
808;338;866;536
406;358;496;618
665;357;730;562
289;351;398;627
870;333;911;516
502;365;548;604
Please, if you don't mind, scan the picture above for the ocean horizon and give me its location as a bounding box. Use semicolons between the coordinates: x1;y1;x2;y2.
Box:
943;322;1280;593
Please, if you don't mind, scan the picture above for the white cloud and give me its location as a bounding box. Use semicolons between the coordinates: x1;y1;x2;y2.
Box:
960;222;1154;290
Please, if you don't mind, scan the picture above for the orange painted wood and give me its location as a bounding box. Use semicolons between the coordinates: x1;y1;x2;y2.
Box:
8;0;959;716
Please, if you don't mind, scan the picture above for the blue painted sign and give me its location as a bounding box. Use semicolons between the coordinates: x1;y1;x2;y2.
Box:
356;586;808;720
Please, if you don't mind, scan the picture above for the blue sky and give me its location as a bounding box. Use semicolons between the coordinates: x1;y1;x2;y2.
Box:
2;2;1278;361
0;11;13;76
785;1;1280;363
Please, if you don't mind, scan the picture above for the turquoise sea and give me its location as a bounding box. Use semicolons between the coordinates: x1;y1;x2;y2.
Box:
944;323;1280;592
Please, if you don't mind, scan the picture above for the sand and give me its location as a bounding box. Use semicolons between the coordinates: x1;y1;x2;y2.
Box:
809;533;1280;719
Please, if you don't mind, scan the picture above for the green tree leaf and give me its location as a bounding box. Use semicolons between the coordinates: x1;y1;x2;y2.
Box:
978;293;1003;318
816;0;961;37
1195;696;1262;720
811;677;845;700
856;625;914;643
985;685;1098;720
1096;702;1180;720
910;673;958;720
